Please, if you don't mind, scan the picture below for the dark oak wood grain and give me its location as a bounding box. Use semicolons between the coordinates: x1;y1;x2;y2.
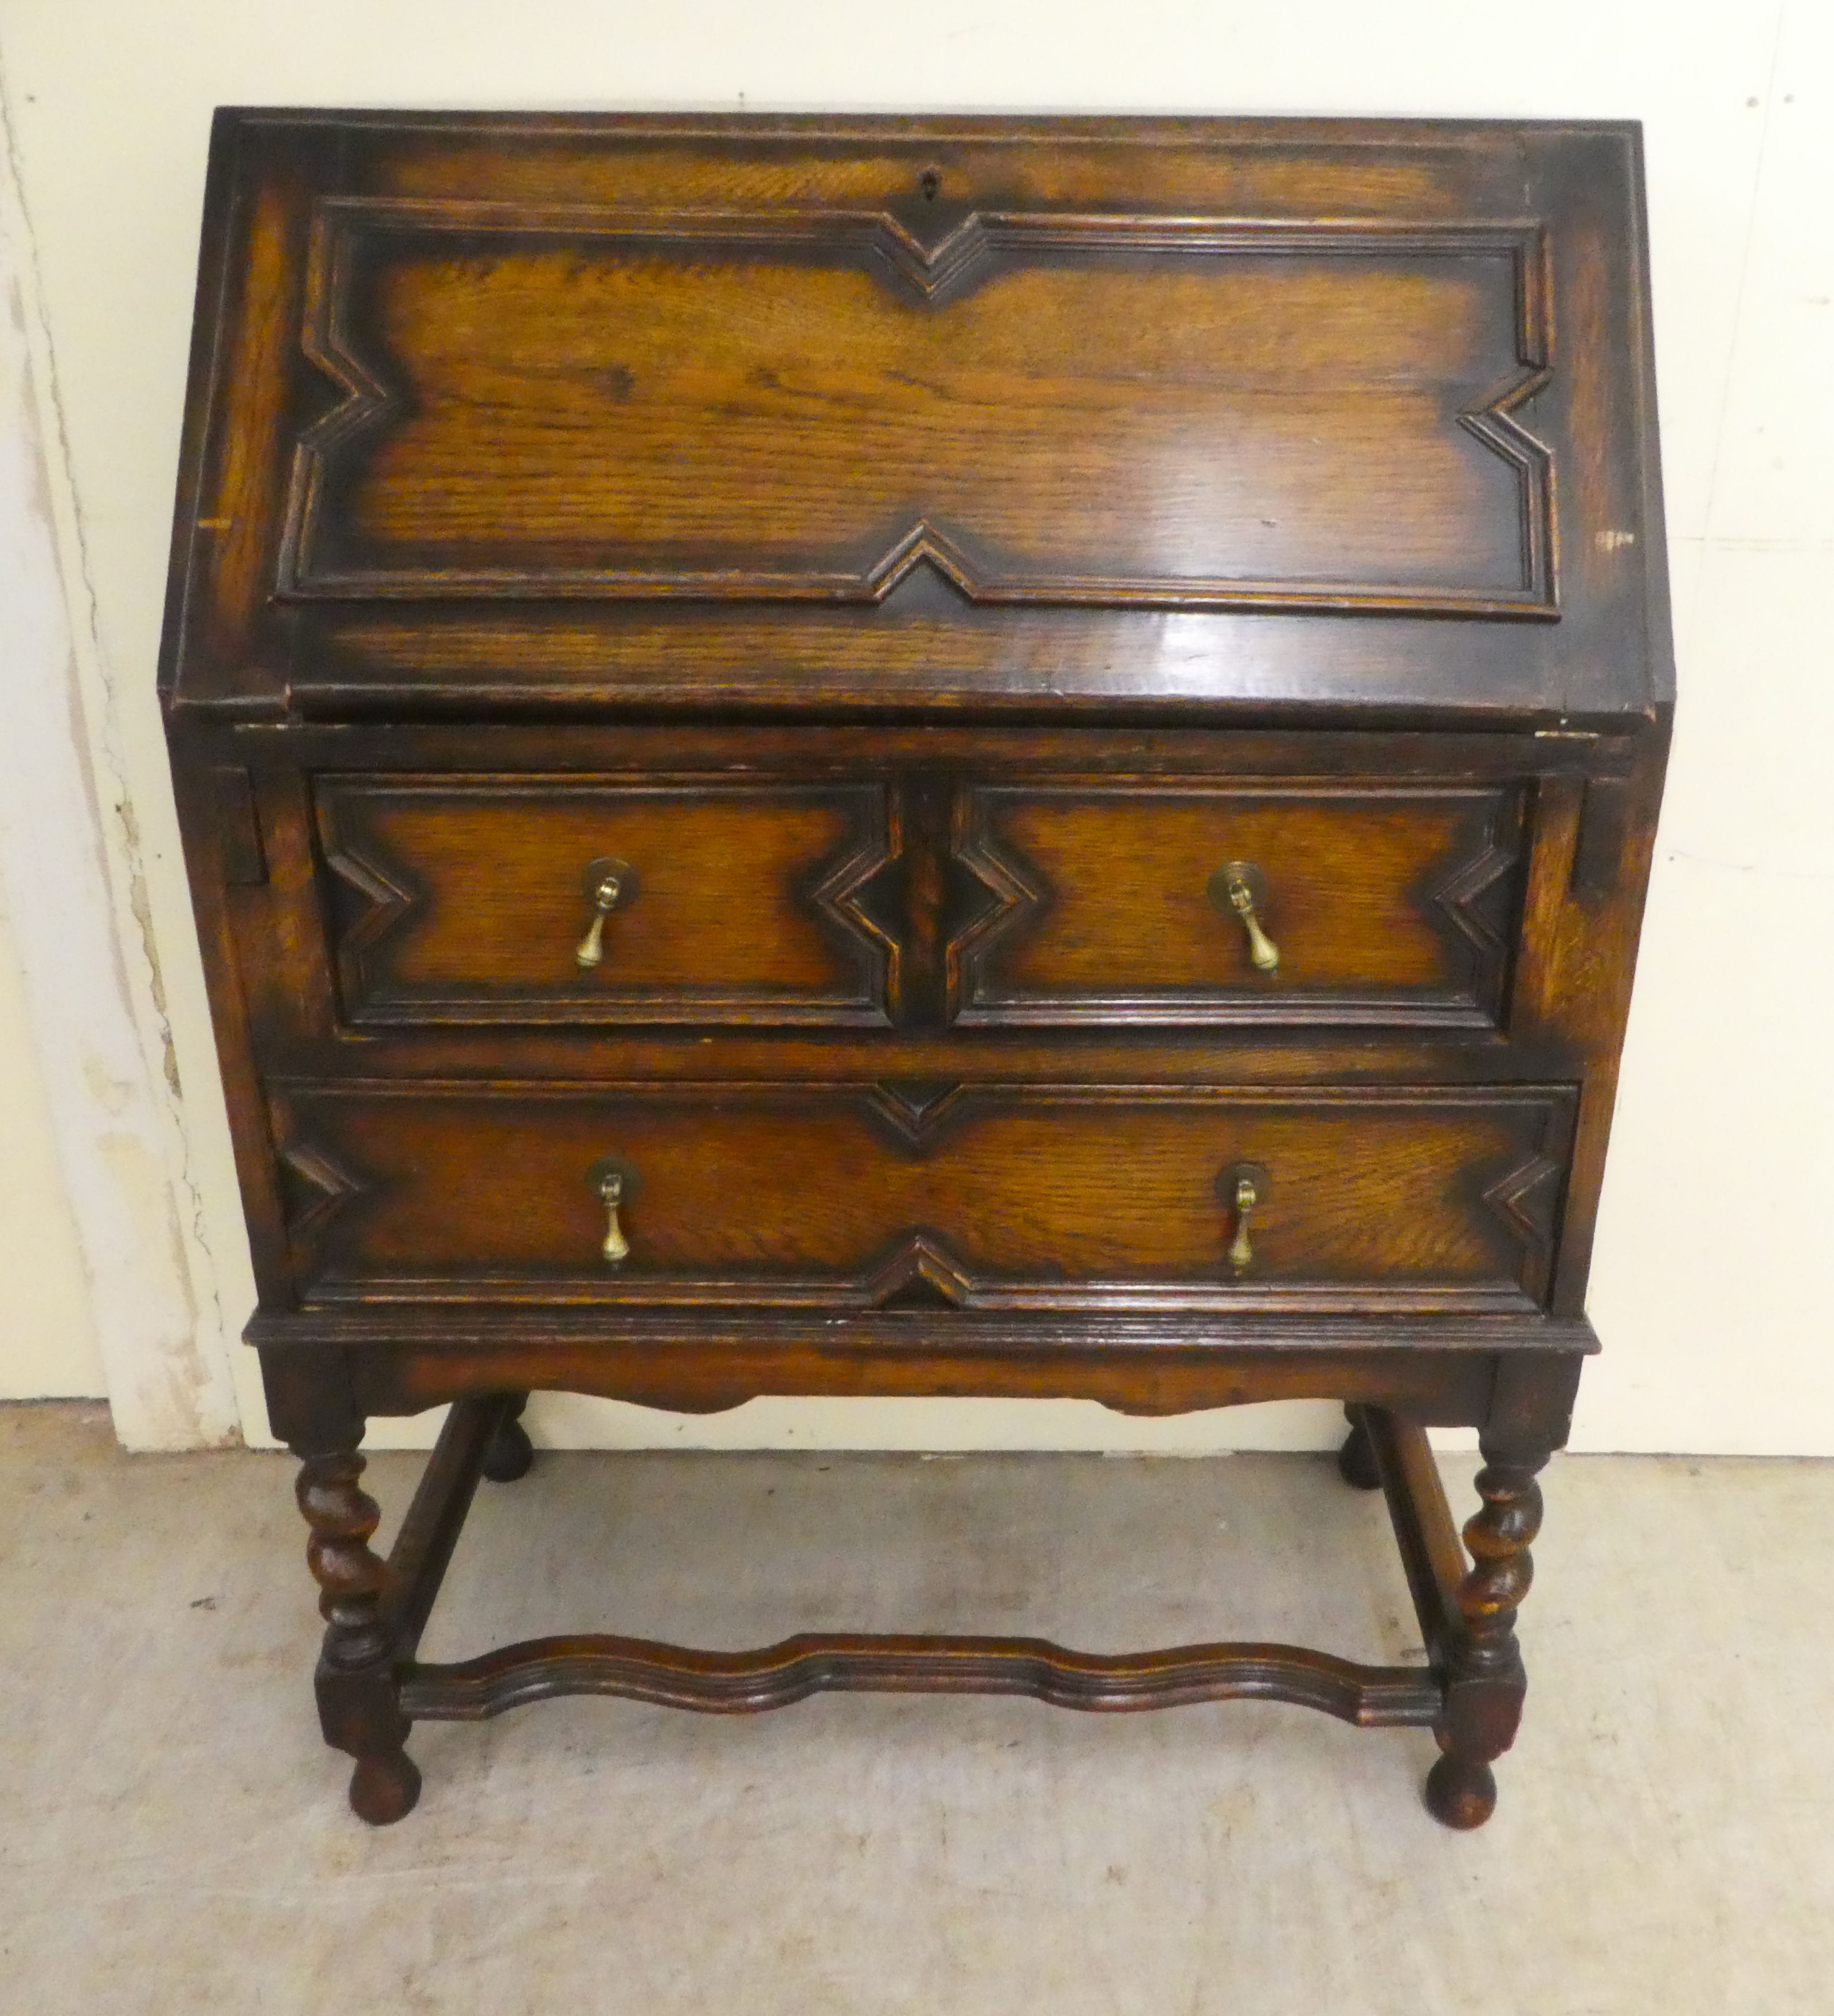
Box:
316;774;900;1027
400;1631;1446;1725
193;718;1639;1082
160;112;1670;724
269;1081;1574;1313
293;209;1552;613
159;112;1671;1831
951;778;1526;1029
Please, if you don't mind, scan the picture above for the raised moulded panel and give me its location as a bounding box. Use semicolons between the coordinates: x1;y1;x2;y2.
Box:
313;775;903;1028
280;202;1555;616
947;779;1529;1031
268;1081;1577;1316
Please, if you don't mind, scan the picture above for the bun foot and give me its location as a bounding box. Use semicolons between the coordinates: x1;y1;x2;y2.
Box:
481;1415;534;1483
348;1748;422;1826
1424;1753;1496;1830
1336;1418;1382;1492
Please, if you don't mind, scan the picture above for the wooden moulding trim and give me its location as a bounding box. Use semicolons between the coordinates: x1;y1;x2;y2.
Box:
297;1277;1548;1318
225;110;1638;143
246;1309;1599;1356
397;1631;1443;1725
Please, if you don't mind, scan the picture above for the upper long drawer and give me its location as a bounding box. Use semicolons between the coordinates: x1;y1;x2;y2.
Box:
159;113;1671;719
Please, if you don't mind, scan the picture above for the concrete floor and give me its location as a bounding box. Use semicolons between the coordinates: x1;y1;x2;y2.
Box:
1;1405;1829;2015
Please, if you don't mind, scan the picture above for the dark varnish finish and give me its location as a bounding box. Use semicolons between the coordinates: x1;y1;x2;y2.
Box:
160;112;1671;1829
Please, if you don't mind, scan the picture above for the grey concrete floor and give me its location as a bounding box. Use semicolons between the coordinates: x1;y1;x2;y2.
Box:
2;1404;1830;2015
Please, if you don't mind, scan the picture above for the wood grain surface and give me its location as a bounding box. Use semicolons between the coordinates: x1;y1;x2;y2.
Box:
270;1081;1572;1313
955;780;1524;1027
305;216;1545;608
160;112;1671;721
316;776;898;1025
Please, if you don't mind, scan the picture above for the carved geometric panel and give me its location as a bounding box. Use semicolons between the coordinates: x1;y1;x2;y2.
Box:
277;1139;368;1251
281;201;1555;616
1425;822;1524;973
863;1081;972;1151
313;777;903;1028
1480;1148;1569;1304
862;1231;977;1310
948;781;1529;1032
271;1082;1576;1317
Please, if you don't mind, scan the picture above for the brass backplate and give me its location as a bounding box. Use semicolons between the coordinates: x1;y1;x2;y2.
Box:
1216;1160;1271;1207
1206;860;1268;916
586;1154;641;1200
582;855;637;903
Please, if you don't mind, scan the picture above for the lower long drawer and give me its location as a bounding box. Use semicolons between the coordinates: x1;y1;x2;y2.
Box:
268;1083;1576;1316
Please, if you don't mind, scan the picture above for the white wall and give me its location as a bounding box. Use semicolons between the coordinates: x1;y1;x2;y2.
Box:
0;84;241;1445
0;889;101;1399
0;84;104;1405
0;0;1825;1453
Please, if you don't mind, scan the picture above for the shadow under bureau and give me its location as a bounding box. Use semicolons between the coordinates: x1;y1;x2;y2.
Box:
160;110;1672;1827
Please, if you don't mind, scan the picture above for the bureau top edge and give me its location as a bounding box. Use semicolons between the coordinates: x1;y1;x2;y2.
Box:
207;107;1649;143
159;111;1674;721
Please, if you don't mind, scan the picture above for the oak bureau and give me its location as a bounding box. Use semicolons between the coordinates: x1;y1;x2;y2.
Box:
159;110;1671;1827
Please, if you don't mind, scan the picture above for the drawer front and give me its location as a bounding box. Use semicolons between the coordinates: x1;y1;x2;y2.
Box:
951;781;1526;1031
303;760;1530;1039
272;1083;1574;1314
315;777;900;1027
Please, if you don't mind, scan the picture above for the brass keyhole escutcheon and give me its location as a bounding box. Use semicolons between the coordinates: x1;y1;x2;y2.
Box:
1208;861;1280;974
586;1155;640;1266
1218;1162;1270;1273
575;856;636;969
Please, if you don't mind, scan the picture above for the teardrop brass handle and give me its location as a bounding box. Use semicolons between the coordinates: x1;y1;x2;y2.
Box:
1208;861;1280;974
1218;1161;1270;1273
575;856;634;969
587;1155;638;1266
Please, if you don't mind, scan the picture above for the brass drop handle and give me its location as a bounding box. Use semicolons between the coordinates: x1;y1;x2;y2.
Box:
574;858;632;969
597;1172;630;1263
575;881;620;969
1218;1162;1270;1274
1218;860;1279;973
1228;1176;1258;1269
587;1156;638;1266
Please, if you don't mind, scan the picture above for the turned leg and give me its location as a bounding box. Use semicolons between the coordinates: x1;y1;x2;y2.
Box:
480;1391;534;1483
295;1447;420;1825
1336;1403;1382;1490
1424;1442;1549;1829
